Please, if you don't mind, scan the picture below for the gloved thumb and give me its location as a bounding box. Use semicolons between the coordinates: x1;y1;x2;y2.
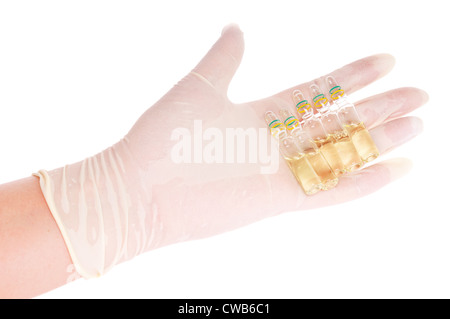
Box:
191;24;245;94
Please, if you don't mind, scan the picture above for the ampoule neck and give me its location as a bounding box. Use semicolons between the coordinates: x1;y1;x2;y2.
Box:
290;126;302;136
276;130;288;140
302;110;315;120
317;106;331;116
335;98;361;124
333;95;351;108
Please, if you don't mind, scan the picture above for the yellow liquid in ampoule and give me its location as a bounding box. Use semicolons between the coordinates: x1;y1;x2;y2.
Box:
332;131;364;172
313;135;345;177
305;148;338;190
285;155;321;195
344;122;379;163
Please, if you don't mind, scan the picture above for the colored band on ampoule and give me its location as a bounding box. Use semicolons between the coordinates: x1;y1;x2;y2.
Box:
283;115;300;130
329;85;345;100
296;100;311;114
268;119;283;129
313;94;328;108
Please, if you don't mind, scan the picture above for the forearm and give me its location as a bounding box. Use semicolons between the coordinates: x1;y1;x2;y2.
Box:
0;176;73;298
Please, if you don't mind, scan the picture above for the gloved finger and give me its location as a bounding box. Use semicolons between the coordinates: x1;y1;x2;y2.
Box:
354;87;428;129
190;24;245;94
251;53;396;113
369;116;423;155
300;157;413;210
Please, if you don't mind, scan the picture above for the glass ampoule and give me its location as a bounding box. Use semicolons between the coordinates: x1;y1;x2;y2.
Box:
310;84;364;172
265;111;321;195
279;109;338;190
325;76;380;163
292;90;345;177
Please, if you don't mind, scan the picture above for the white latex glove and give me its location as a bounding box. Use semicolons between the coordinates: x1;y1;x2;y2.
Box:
34;24;426;278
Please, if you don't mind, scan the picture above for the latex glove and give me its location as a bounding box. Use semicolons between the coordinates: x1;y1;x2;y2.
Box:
34;24;426;278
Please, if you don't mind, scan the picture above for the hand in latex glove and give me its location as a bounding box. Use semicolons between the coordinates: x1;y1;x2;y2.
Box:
35;24;427;278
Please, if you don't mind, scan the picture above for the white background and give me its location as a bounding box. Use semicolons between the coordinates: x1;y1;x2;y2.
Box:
0;0;449;298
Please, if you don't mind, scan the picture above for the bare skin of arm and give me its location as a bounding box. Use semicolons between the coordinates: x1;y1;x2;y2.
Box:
0;176;72;298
